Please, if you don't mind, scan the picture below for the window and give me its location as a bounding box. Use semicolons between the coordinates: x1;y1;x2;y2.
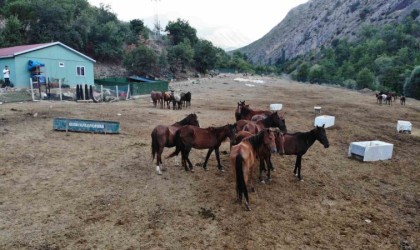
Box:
59;62;65;67
76;66;85;76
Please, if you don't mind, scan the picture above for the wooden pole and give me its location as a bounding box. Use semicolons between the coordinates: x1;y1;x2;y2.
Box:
100;85;103;101
126;85;130;100
59;79;62;101
30;78;35;101
116;85;119;100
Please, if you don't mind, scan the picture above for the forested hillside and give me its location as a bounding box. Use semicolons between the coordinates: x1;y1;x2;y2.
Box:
0;0;244;79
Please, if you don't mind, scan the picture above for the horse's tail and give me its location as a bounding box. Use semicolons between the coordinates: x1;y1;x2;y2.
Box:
151;129;158;160
166;130;182;158
235;154;248;205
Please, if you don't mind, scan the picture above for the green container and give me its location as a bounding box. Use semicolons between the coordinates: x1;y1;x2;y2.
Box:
53;118;120;134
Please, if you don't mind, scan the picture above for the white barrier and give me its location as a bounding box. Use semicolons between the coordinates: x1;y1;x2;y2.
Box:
270;103;282;111
348;141;393;161
397;120;412;133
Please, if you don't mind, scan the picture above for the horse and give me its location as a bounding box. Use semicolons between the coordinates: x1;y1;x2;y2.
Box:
167;124;236;172
230;128;277;211
163;91;172;109
171;91;183;110
237;105;272;121
151;114;200;175
182;91;191;107
400;96;406;105
384;93;392;105
236;111;287;135
151;91;163;108
235;101;246;121
276;125;329;181
375;93;383;104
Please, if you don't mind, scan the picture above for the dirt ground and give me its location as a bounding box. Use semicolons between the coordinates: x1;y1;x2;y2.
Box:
0;74;419;249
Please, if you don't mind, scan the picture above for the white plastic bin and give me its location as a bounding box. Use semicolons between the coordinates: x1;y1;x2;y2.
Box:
270;103;282;111
348;140;393;161
314;115;335;128
397;120;412;133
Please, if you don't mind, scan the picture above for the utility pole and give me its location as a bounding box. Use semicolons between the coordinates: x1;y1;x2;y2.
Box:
151;0;161;40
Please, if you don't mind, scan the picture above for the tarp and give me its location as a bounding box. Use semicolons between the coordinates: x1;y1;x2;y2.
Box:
27;60;45;71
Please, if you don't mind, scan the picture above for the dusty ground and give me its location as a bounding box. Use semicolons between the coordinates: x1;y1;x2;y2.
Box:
0;74;419;249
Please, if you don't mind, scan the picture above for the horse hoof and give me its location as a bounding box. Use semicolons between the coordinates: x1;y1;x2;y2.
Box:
219;168;225;173
204;167;209;171
156;170;162;175
190;169;195;173
245;204;251;211
260;180;266;184
251;187;256;192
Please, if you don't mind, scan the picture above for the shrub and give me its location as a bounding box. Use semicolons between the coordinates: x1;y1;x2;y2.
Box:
343;79;357;89
404;66;420;99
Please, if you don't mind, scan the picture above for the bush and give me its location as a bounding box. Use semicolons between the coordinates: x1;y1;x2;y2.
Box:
308;64;325;83
343;79;357;89
356;68;375;89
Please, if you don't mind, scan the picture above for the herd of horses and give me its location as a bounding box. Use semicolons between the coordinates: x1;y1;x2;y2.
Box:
150;101;330;211
375;92;406;105
151;90;191;110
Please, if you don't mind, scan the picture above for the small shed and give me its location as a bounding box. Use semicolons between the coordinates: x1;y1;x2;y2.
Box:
0;42;95;88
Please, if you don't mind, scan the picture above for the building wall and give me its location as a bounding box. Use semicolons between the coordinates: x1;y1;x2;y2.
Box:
0;58;15;86
13;44;94;88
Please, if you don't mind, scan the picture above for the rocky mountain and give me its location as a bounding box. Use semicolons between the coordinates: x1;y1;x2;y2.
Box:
238;0;420;64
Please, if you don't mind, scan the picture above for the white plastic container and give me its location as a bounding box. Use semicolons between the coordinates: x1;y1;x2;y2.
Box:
314;115;335;128
397;120;412;133
348;141;393;161
270;103;283;111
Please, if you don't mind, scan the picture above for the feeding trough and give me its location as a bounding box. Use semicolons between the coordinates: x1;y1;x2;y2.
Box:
314;115;335;128
397;120;412;134
314;106;322;115
348;140;393;161
53;118;120;134
270;103;283;111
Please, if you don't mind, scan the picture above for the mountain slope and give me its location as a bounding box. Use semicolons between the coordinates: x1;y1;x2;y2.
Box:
238;0;420;64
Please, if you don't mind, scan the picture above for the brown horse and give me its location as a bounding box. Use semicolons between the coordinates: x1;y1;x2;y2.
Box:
167;124;236;172
275;125;329;181
237;105;272;121
236;111;287;134
151;91;163;108
163;91;172;109
235;101;246;121
230;128;277;211
151;113;200;175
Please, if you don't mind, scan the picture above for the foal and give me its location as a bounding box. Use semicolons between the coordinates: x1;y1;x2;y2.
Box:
230;128;277;211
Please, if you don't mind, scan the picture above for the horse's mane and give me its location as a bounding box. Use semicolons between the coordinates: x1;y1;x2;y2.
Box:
245;129;267;149
259;112;278;127
174;114;196;126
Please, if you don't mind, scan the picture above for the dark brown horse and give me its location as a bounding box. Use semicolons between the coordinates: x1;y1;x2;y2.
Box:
276;125;329;181
400;96;406;105
151;114;200;175
237;105;272;121
163;91;172;109
167;124;236;172
230;128;277;211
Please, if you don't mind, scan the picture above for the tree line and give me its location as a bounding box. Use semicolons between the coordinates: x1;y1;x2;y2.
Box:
0;0;250;77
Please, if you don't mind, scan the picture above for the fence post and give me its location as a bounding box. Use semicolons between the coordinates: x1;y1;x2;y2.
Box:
30;78;35;101
101;85;103;101
126;84;130;100
59;79;62;101
116;85;119;100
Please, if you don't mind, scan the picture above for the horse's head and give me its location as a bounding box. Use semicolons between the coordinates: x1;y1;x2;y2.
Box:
226;123;237;144
263;128;277;153
186;113;200;127
270;111;287;133
315;125;329;148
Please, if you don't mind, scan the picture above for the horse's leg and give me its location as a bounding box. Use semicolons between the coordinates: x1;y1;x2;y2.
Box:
202;148;214;170
214;148;224;172
296;155;303;181
184;147;194;172
259;158;266;183
267;158;273;182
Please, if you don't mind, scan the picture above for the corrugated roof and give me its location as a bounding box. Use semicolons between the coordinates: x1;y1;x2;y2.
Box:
0;42;96;62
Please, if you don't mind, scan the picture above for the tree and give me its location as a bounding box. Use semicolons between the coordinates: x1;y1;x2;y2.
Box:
0;15;25;47
123;44;158;76
356;68;375;89
167;40;194;72
193;39;218;73
129;19;149;41
404;66;420;99
296;62;310;82
165;18;198;46
308;64;325;83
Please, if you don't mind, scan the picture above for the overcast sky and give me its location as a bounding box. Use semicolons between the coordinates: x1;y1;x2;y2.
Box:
88;0;308;43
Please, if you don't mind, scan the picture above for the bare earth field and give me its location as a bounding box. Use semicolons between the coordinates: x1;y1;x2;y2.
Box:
0;74;419;249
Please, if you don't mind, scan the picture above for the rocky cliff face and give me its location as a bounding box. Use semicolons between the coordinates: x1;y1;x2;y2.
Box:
238;0;420;64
